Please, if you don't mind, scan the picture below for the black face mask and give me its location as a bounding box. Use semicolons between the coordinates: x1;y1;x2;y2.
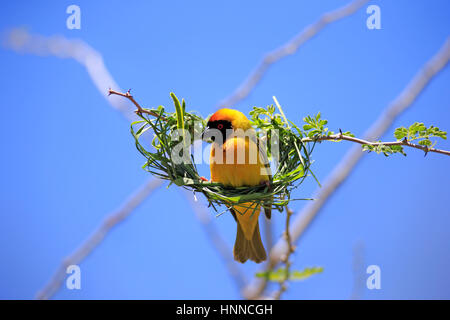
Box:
202;120;233;144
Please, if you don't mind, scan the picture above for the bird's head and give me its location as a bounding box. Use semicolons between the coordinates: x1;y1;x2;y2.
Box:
202;108;252;143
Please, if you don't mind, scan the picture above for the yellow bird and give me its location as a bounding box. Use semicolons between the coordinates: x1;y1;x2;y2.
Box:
203;108;271;263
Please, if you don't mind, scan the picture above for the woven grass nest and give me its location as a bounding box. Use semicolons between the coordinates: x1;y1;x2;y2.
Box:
131;93;318;214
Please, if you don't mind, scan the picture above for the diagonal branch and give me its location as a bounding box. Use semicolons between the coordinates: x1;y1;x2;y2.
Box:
2;28;137;122
36;178;163;300
217;0;370;108
244;36;450;299
272;207;295;300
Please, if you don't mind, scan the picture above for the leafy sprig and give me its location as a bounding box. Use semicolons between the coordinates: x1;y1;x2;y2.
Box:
394;122;447;146
299;112;448;157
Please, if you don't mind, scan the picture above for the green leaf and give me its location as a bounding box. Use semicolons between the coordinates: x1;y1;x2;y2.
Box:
394;127;408;140
172;177;195;186
289;267;324;280
170;92;184;131
418;139;432;146
342;131;355;137
390;145;407;156
255;266;323;282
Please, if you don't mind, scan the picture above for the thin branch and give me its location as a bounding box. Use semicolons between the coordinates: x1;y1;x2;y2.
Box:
36;178;163;300
272;207;295;300
245;36;450;299
2;28;137;122
217;0;369;108
303;133;450;156
108;89;166;119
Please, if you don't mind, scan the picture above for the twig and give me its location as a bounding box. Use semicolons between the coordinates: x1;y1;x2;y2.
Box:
303;133;450;156
272;207;295;300
217;0;369;108
36;178;163;300
108;89;166;119
244;36;450;299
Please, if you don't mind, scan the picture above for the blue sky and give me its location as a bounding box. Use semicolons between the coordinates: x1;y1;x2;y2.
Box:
0;0;449;299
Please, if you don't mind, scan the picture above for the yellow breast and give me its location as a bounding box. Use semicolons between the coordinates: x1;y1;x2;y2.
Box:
210;136;269;187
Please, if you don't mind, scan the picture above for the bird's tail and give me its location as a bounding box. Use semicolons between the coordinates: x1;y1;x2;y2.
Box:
233;220;267;263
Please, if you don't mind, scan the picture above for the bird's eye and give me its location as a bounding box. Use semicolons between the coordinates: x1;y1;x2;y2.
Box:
217;124;224;130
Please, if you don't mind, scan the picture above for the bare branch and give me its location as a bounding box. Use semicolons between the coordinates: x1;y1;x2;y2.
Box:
2;28;137;122
108;89;166;119
272;207;295;300
36;178;163;300
217;0;369;108
245;36;450;299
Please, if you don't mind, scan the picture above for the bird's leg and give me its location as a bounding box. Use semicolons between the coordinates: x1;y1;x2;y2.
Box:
260;180;273;219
